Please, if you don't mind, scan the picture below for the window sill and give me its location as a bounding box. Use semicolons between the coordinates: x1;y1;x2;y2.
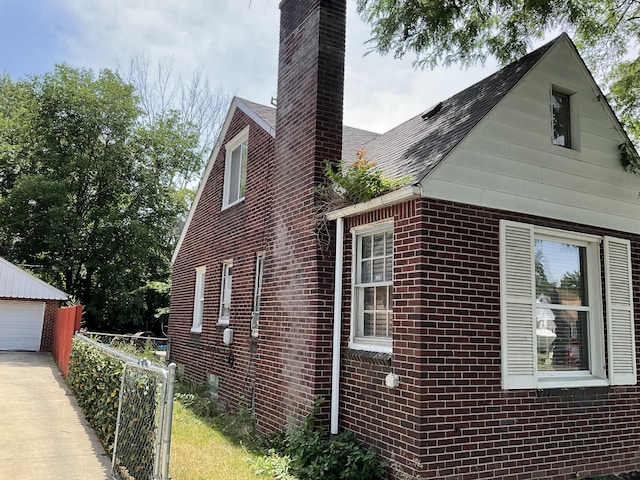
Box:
216;320;229;327
551;142;581;158
190;326;202;334
348;338;391;354
344;348;391;366
221;197;245;212
536;375;609;390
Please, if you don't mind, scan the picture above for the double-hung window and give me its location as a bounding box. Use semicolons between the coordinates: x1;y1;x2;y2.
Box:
219;261;233;325
350;222;394;352
191;266;206;333
500;220;636;389
223;127;248;209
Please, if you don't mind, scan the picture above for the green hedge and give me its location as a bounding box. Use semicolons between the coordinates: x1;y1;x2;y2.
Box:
67;337;122;452
67;338;159;480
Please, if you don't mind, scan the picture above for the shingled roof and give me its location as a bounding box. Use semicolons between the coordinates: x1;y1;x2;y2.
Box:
359;35;560;184
238;98;380;162
241;35;561;184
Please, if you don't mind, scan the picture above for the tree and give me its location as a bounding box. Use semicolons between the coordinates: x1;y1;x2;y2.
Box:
560;270;582;298
356;0;640;142
0;64;200;332
534;248;555;295
123;54;229;188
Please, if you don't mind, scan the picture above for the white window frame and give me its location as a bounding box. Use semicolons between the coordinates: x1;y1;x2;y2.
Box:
191;266;206;333
251;252;265;338
349;221;394;353
218;260;233;326
222;126;249;209
500;220;637;389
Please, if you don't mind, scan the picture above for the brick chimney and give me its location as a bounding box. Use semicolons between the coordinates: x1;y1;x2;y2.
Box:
255;0;346;431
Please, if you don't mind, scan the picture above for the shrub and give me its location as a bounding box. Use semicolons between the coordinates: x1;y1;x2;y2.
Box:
259;398;387;480
322;148;411;205
67;337;122;451
67;338;161;480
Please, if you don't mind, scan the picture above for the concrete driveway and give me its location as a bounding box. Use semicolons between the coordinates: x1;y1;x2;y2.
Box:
0;352;111;479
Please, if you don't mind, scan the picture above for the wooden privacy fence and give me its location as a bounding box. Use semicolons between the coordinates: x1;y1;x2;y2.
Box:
52;305;82;377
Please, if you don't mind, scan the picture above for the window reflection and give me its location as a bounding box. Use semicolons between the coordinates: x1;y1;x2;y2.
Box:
552;91;571;148
535;239;589;372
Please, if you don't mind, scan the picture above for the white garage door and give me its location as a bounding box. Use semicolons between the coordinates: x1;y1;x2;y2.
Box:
0;300;45;351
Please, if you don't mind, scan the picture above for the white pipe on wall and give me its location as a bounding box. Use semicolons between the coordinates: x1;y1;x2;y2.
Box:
330;216;344;435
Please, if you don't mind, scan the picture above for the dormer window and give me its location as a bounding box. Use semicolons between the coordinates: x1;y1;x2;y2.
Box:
223;127;249;209
552;90;571;148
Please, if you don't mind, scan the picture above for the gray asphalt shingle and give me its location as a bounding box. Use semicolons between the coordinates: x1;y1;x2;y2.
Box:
239;35;560;182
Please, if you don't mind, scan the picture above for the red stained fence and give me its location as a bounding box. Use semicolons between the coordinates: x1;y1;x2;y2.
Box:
52;305;82;377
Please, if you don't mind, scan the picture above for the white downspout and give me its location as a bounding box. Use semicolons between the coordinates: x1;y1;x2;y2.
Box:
330;216;344;435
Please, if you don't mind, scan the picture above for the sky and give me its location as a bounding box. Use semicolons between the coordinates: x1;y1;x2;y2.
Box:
0;0;504;134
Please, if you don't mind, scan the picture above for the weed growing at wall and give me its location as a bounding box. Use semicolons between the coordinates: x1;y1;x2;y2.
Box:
322;148;411;205
174;381;259;447
256;398;387;480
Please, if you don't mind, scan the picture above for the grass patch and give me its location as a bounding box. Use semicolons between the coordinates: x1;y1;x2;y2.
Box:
169;383;267;480
168;385;386;480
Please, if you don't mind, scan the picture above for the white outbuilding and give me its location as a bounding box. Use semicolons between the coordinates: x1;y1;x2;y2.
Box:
0;257;68;351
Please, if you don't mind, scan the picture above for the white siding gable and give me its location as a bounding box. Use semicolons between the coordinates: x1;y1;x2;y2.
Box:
0;258;67;300
422;37;640;234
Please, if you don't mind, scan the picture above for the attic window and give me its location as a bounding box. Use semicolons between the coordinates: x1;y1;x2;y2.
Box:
422;102;443;120
222;127;249;209
552;90;571;148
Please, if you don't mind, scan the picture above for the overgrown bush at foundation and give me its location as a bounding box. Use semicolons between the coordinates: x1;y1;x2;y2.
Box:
256;398;387;480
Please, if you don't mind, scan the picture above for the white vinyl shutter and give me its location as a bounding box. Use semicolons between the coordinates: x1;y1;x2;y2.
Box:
500;220;537;389
604;236;637;385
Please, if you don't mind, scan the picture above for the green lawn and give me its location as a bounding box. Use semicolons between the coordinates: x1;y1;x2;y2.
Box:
169;400;269;480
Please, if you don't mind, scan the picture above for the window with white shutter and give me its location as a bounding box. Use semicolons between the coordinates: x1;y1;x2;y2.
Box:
604;237;637;385
500;220;636;389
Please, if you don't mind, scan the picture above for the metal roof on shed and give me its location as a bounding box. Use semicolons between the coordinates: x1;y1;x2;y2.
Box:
0;258;68;301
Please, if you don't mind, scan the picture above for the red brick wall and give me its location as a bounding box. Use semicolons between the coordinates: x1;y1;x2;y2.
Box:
253;0;346;431
40;299;59;352
169;0;347;433
339;197;640;480
169;107;275;410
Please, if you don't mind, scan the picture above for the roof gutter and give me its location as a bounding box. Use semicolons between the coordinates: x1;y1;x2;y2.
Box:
326;185;423;220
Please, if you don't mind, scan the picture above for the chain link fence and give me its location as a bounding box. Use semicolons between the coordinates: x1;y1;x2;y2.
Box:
83;331;169;365
74;333;175;480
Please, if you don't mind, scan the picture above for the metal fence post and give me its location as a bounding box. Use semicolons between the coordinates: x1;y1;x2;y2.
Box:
161;363;177;480
111;363;128;479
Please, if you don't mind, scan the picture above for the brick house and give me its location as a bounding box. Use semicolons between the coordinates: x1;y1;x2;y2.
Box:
169;1;640;478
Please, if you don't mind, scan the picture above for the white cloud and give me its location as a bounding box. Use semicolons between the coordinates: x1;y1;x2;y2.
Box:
58;0;498;133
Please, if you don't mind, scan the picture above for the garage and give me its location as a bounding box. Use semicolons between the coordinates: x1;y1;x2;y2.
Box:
0;301;46;351
0;257;67;352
